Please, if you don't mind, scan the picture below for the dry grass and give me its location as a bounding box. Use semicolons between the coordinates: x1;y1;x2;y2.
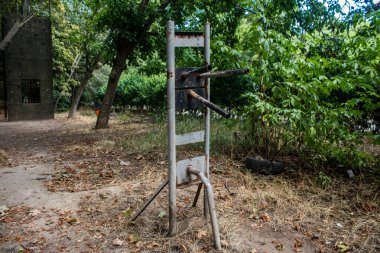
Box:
0;149;10;166
226;164;380;253
7;110;375;252
75;150;379;252
65;113;379;252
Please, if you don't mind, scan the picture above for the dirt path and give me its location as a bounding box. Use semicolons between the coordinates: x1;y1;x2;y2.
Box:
0;115;136;252
0;114;323;252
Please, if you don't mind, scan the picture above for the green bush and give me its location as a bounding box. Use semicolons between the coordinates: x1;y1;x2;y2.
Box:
235;3;379;170
97;68;166;110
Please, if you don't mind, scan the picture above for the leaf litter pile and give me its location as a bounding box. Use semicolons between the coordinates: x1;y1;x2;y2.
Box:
0;113;379;252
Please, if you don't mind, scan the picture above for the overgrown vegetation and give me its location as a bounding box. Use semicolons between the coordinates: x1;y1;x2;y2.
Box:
237;1;380;172
2;1;379;178
1;1;379;252
46;113;378;252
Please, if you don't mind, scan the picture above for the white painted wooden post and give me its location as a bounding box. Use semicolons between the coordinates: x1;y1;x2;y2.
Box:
166;20;177;235
204;22;211;221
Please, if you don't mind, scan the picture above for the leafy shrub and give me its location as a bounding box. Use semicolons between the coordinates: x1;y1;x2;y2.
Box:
97;68;166;110
235;3;379;169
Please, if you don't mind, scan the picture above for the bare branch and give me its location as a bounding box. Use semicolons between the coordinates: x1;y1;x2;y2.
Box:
0;15;34;51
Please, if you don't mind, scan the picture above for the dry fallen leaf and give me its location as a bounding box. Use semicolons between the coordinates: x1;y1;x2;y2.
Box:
66;217;79;225
292;223;301;231
147;241;160;249
197;229;207;239
260;212;273;222
29;209;41;217
221;239;229;247
112;238;124;246
272;240;285;251
15;235;23;243
294;238;302;247
183;196;191;204
251;223;263;229
135;241;143;248
128;234;140;244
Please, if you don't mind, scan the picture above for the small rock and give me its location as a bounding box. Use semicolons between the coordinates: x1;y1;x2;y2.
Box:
119;160;130;166
113;238;124;246
336;223;343;229
347;170;354;178
312;233;320;239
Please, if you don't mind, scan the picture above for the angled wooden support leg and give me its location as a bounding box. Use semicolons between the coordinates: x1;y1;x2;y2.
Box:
192;183;203;207
128;178;169;224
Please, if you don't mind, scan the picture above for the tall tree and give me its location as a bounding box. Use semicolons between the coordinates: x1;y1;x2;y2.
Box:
91;0;171;129
88;0;245;128
63;0;106;118
68;46;102;118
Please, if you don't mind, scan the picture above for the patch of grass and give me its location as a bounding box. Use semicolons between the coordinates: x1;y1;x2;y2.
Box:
122;121;167;155
39;111;380;252
0;149;10;166
121;113;252;158
76;152;380;252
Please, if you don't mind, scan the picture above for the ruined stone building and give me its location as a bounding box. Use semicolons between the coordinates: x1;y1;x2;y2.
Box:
1;16;54;121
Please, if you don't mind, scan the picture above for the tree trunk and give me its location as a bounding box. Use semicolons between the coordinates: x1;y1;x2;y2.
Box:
68;54;100;118
68;71;92;118
94;0;171;129
95;41;132;129
22;0;30;19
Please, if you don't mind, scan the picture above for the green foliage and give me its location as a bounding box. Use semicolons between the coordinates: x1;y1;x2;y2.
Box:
81;65;111;107
50;1;82;110
236;0;379;169
316;171;333;189
99;68;166;109
136;52;166;76
5;0;377;172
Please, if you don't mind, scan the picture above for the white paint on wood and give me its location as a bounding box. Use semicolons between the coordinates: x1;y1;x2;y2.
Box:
175;36;204;47
176;130;205;146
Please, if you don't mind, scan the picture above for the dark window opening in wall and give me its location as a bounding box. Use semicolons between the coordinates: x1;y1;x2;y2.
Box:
21;79;41;103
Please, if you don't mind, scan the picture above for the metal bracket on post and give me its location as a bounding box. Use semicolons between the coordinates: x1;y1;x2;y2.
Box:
187;165;221;250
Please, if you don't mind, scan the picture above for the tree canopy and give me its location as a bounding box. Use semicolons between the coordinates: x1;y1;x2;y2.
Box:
0;0;378;170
